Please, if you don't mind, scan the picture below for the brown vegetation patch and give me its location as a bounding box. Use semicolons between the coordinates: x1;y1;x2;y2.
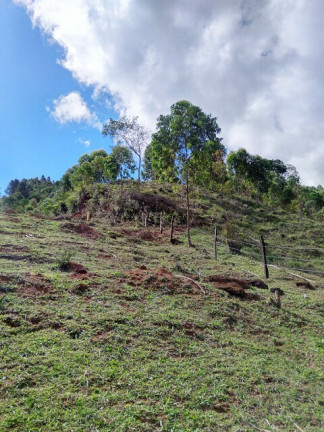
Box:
124;266;202;295
61;222;102;239
205;275;261;300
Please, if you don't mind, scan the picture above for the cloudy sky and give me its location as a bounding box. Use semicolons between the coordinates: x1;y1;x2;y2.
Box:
1;0;324;192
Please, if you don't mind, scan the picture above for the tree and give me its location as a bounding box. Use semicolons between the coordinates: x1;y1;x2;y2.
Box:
110;146;136;181
151;100;223;246
102;116;149;181
68;150;116;187
227;149;288;194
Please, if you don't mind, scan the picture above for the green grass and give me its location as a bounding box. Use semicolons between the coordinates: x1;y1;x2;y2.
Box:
0;208;323;431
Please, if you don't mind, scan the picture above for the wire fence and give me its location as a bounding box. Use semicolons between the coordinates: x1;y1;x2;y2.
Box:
214;234;324;278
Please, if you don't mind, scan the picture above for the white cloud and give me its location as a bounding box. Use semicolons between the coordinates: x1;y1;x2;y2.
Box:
15;0;324;185
50;91;101;129
77;138;91;147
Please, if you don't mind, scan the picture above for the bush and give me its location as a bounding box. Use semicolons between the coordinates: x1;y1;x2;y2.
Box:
56;250;75;271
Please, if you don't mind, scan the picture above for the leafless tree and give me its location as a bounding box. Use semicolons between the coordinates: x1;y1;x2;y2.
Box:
102;115;149;181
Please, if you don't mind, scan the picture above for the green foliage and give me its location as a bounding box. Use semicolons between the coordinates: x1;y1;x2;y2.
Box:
1;101;323;217
150;100;225;185
227;148;288;194
56;250;75;271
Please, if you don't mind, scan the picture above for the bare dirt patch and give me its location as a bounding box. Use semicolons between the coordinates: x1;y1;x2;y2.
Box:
124;266;203;295
205;275;263;300
69;262;88;274
61;222;102;240
17;273;53;297
295;281;316;290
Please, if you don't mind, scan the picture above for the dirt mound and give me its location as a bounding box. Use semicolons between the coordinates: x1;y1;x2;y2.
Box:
205;275;262;300
124;266;202;295
61;223;102;239
295;281;316;290
18;273;53;297
69;262;88;274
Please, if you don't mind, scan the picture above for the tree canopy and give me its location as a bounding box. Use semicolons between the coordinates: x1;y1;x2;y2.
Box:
102;116;149;181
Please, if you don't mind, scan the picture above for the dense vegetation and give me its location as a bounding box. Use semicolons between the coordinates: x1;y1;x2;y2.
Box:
2;101;323;220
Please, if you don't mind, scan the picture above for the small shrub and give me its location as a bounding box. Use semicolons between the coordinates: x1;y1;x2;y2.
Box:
56;250;75;271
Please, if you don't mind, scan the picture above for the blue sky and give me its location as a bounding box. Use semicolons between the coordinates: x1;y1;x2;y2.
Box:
1;0;324;189
0;0;114;194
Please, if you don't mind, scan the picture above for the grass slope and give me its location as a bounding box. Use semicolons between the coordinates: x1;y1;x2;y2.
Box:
0;202;323;431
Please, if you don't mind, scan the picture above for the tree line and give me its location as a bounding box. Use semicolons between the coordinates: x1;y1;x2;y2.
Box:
2;100;324;221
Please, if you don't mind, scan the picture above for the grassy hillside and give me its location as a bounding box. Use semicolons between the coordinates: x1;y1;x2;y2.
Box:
0;186;323;431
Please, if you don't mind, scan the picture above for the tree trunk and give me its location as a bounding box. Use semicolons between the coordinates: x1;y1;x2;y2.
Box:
138;155;141;182
185;163;192;247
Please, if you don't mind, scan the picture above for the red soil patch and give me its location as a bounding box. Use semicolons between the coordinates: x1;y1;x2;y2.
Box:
17;273;53;297
69;262;88;274
67;262;97;280
61;222;102;240
68;262;93;280
124;266;202;295
205;275;262;300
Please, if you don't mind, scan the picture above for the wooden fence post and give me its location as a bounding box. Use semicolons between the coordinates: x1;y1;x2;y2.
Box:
214;225;218;260
259;234;269;279
160;211;163;234
143;208;148;228
170;215;174;243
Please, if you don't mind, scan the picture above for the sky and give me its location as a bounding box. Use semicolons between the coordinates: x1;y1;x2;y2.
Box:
1;0;324;194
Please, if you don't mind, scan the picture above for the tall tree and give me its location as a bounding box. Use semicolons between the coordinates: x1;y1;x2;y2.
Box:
151;100;223;246
110;146;136;181
102;116;149;181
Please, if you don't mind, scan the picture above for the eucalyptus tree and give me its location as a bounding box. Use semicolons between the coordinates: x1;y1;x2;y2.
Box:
151;100;223;247
102;115;149;181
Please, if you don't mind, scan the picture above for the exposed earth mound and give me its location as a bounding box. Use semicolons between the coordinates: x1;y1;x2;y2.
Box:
205;275;268;299
61;222;102;239
124;266;203;295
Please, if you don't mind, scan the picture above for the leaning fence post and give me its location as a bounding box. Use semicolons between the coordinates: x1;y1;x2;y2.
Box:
214;225;218;260
259;234;269;279
170;215;174;243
